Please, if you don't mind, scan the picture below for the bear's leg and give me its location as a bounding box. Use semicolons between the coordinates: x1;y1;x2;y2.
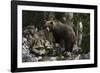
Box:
64;40;73;52
63;40;73;58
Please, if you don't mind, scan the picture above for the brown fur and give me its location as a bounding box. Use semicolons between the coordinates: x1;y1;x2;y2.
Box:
45;20;76;52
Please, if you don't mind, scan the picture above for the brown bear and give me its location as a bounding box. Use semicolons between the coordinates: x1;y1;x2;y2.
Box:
44;20;76;53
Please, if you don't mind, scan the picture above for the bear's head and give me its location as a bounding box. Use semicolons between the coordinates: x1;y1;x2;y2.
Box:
44;20;56;32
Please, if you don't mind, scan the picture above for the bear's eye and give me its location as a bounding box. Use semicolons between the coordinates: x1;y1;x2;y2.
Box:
50;21;53;25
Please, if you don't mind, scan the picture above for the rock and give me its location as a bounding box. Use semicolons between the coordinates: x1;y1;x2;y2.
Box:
80;53;90;59
74;54;81;60
39;49;46;55
22;48;33;62
49;57;57;61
